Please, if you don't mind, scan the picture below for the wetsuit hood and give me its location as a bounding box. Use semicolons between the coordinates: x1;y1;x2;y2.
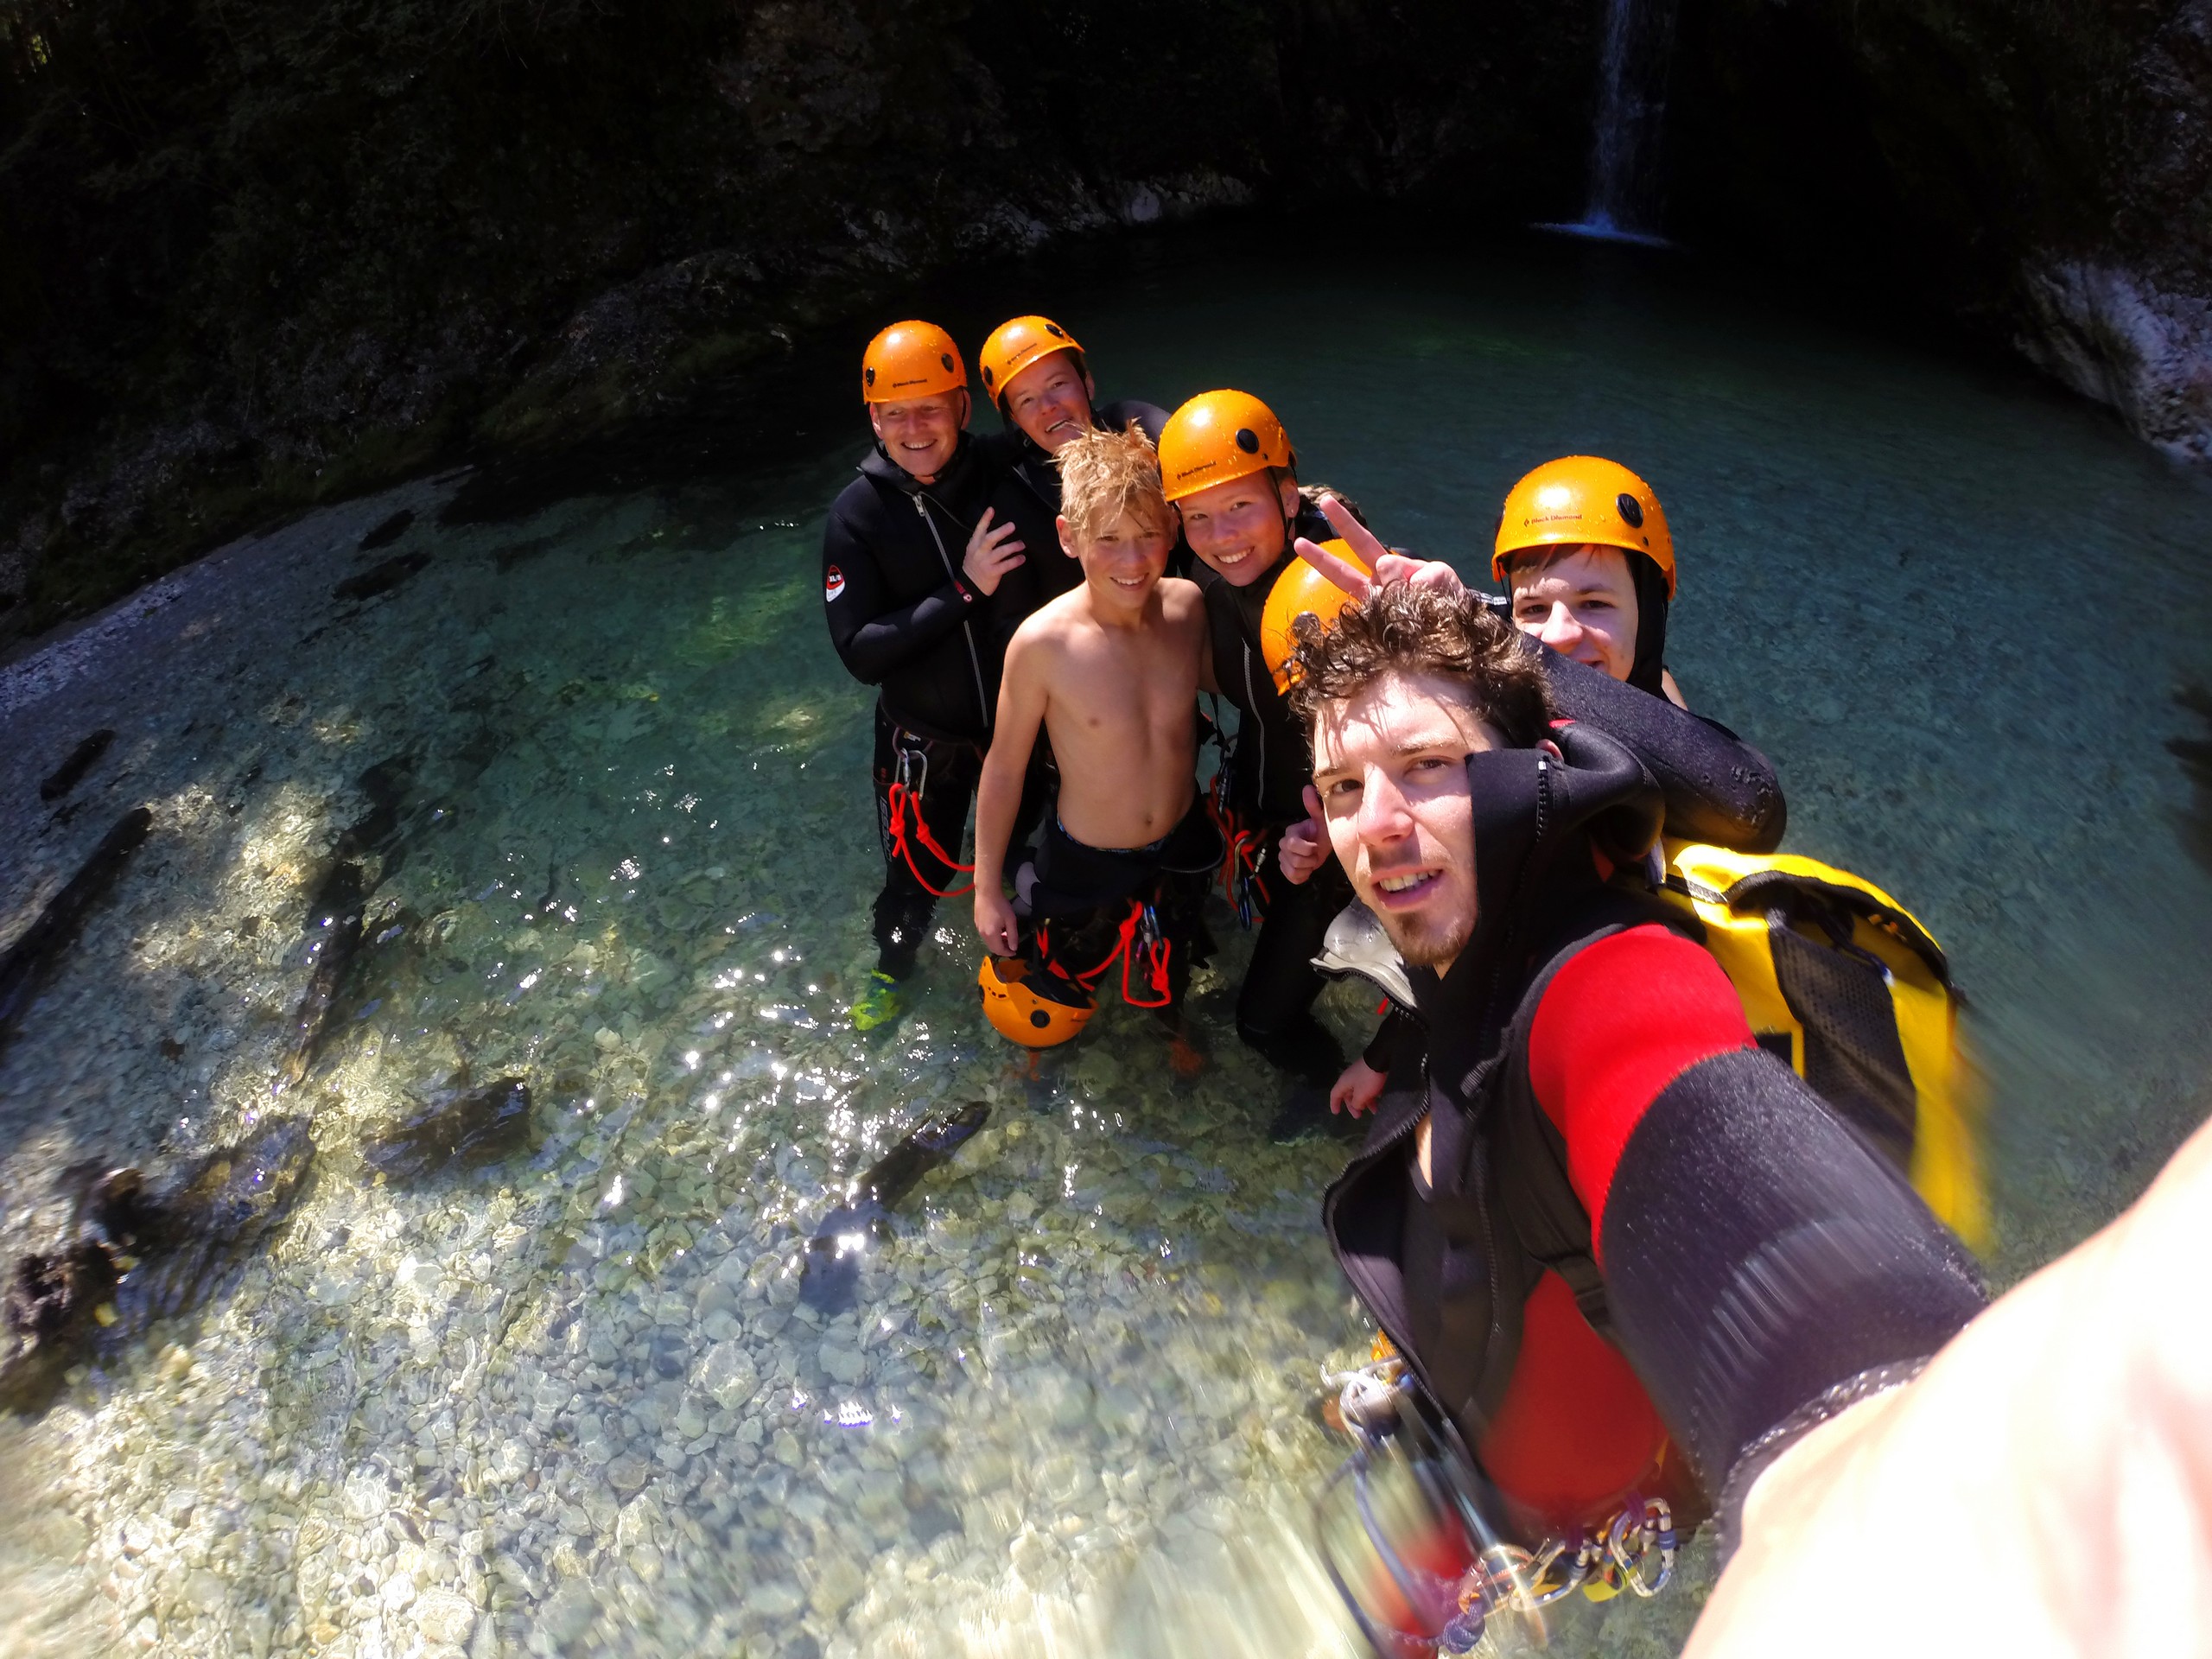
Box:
1408;723;1663;1086
1625;550;1671;699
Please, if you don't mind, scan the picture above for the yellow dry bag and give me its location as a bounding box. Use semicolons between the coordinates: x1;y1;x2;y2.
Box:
1651;843;1989;1251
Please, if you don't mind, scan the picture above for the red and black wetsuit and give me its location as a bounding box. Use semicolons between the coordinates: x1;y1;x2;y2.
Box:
1325;726;1986;1545
822;435;1005;979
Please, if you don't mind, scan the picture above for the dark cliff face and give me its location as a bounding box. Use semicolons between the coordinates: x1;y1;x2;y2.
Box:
1669;0;2212;468
0;0;1595;645
1;0;2206;648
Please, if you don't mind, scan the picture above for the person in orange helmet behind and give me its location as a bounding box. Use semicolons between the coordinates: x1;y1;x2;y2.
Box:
1494;455;1688;709
974;314;1171;637
823;321;1030;1032
1157;389;1368;1126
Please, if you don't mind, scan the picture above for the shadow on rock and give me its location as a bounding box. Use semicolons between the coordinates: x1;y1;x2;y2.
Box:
0;1116;315;1413
0;805;154;1057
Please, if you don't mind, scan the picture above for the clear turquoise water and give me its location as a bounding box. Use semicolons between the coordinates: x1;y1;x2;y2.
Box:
1;226;2209;1658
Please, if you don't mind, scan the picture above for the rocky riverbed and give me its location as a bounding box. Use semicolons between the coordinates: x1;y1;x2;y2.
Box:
5;476;1628;1658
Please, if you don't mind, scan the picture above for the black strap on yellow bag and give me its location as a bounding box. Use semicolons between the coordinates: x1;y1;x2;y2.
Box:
1648;844;1989;1251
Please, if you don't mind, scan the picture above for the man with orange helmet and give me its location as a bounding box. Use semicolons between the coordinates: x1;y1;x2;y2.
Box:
974;315;1170;631
1279;469;1784;1122
823;321;1031;1030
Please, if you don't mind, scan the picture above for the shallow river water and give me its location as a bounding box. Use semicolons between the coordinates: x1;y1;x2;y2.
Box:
3;227;2210;1659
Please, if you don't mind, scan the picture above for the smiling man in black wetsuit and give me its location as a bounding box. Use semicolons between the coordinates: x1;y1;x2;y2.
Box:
973;314;1171;639
823;320;1028;1031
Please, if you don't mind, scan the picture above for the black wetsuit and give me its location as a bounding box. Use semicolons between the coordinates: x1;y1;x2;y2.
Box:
822;435;1003;978
982;397;1172;645
1324;726;1986;1548
1194;497;1355;1082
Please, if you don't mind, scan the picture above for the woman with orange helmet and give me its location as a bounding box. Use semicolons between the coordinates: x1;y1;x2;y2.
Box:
1154;389;1368;1126
974;314;1170;631
1493;455;1685;706
823;320;1033;1031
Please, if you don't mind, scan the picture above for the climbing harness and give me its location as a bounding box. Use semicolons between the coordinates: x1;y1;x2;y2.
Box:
1046;901;1174;1010
1314;1355;1676;1656
883;741;975;899
1210;801;1273;926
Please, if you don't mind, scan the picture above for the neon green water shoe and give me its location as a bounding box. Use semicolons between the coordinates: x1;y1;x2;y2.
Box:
848;970;910;1032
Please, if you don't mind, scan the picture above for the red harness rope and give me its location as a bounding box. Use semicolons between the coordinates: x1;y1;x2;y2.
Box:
1207;797;1271;921
884;779;974;898
1046;902;1173;1009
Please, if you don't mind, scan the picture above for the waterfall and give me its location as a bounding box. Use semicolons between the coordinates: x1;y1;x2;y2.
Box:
1543;0;1681;245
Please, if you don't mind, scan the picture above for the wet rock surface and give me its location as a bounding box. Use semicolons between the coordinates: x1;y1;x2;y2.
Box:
35;730;115;804
332;553;431;606
363;1078;533;1184
1672;0;2212;464
800;1101;989;1313
0;1119;314;1414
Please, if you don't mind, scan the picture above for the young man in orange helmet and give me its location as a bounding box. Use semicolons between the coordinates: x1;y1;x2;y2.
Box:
1155;389;1359;1118
974;314;1170;630
822;320;1029;1030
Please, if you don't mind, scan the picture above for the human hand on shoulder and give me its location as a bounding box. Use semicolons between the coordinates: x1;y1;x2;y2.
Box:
1688;1113;2212;1658
962;507;1025;597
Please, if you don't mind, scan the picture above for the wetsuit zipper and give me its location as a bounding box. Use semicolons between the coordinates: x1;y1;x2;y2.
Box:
913;493;991;734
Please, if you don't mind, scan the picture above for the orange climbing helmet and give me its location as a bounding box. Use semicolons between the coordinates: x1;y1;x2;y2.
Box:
1492;456;1675;597
978;315;1084;405
862;321;968;404
978;953;1094;1048
1158;390;1296;503
1260;537;1372;694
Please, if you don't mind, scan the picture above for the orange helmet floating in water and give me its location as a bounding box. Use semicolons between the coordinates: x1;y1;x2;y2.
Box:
1260;537;1372;695
978;315;1084;404
1158;390;1296;503
978;953;1093;1047
1493;456;1675;597
862;321;967;404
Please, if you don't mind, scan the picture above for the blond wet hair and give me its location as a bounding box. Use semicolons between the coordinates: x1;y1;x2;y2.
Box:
1056;423;1170;544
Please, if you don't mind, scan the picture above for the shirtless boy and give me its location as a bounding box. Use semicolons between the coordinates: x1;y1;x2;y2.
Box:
972;424;1220;1028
